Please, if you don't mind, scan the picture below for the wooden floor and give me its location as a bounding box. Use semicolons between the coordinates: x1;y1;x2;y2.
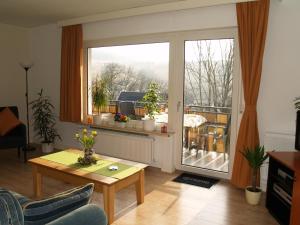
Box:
0;148;278;225
182;148;229;173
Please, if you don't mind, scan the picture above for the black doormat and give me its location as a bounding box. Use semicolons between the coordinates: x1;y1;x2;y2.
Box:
173;173;219;189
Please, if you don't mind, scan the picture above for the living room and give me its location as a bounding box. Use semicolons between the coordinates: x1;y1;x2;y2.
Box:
0;0;299;225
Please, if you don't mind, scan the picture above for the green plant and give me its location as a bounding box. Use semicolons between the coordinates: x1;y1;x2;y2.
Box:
241;145;268;192
30;89;61;143
75;129;97;150
92;76;108;114
75;128;98;165
142;82;161;119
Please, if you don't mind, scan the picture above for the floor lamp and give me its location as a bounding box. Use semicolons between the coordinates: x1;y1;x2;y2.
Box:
20;63;35;151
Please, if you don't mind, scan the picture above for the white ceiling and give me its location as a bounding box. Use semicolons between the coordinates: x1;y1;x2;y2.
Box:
0;0;182;28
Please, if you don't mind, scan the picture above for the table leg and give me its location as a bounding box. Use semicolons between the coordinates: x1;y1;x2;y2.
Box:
32;165;42;198
135;169;145;204
103;185;115;225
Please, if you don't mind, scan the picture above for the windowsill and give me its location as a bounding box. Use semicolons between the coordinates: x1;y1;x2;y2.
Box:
88;123;174;137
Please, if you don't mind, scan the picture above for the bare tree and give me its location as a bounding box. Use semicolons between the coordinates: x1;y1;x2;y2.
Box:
95;63;168;101
185;39;234;108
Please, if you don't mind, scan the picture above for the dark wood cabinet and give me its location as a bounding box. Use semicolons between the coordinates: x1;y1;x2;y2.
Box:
266;152;300;225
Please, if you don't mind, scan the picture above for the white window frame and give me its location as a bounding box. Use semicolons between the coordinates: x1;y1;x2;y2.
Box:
82;28;241;180
171;28;241;180
83;33;173;122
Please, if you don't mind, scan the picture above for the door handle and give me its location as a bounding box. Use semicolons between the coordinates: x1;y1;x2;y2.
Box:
177;101;181;112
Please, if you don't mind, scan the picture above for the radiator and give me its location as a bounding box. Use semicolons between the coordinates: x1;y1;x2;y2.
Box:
93;130;155;164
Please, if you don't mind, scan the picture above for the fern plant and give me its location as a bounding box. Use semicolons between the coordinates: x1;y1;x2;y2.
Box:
30;89;61;143
241;145;268;192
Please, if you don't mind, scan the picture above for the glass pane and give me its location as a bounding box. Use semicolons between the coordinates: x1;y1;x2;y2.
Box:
87;43;169;121
182;39;234;173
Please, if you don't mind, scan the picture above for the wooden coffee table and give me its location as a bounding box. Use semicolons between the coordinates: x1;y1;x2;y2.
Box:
28;149;148;224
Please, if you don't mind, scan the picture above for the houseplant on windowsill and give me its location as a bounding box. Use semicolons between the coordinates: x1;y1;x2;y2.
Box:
142;82;160;132
241;145;268;205
92;76;108;125
31;89;61;153
114;113;128;128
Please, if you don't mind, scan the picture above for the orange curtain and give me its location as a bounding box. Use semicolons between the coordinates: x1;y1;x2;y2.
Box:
60;24;83;123
231;0;270;188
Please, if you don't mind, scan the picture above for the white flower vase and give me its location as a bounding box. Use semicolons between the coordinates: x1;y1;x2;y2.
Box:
42;142;54;153
119;122;126;128
144;119;155;132
136;120;144;130
93;114;102;125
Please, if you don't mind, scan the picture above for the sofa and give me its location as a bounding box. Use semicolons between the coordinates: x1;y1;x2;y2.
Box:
0;106;27;162
0;183;107;225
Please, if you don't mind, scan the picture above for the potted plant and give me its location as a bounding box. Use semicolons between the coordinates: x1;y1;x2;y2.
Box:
92;76;108;125
142;82;160;131
241;145;269;205
114;113;128;128
75;128;98;165
31;89;61;153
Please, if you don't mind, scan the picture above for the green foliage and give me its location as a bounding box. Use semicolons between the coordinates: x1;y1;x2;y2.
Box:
142;82;161;119
30;89;61;143
241;145;268;191
92;76;108;114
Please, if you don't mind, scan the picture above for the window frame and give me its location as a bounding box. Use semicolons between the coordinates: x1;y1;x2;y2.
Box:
83;33;174;122
82;28;241;179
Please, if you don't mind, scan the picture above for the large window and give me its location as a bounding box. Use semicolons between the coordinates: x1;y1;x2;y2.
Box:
87;43;169;118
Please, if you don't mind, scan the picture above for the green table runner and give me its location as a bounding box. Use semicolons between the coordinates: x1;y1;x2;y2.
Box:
40;151;140;180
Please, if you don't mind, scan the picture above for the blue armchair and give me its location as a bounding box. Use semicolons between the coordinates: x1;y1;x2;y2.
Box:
0;106;27;162
0;185;107;225
48;204;107;225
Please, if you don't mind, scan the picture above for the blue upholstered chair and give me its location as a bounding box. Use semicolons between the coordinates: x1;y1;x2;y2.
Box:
0;184;107;225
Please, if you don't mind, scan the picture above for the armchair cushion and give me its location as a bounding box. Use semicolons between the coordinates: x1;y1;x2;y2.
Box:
47;204;107;225
0;188;24;225
0;108;21;136
23;183;94;225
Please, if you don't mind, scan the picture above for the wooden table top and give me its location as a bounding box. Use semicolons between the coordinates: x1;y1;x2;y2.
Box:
268;151;300;173
28;149;148;185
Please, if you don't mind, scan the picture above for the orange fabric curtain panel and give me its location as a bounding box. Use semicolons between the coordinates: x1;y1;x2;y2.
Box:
60;24;83;123
231;0;270;188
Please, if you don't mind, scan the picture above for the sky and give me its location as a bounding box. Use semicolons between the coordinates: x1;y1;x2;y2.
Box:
89;39;234;82
90;42;169;82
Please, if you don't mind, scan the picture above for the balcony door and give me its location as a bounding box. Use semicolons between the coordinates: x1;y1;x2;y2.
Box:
172;29;241;179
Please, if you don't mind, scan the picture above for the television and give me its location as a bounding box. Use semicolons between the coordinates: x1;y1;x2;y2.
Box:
296;111;300;150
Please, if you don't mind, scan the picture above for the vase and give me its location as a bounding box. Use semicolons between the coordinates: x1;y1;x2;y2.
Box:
144;119;155;131
119;122;126;128
78;148;97;165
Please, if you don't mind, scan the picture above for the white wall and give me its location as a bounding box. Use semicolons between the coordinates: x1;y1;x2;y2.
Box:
83;4;236;40
27;0;300;159
0;24;29;122
28;4;236;149
258;0;300;148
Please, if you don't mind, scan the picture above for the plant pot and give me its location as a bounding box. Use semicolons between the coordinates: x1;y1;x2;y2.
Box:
93;114;102;125
245;186;262;205
78;148;97;165
144;119;155;131
126;120;134;128
135;120;144;130
42;142;54;153
118;122;126;128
